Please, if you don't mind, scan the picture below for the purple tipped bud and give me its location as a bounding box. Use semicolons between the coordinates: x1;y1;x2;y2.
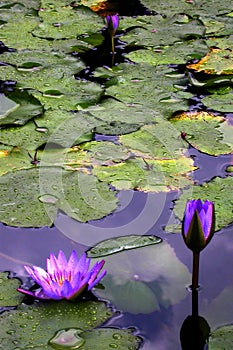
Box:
106;14;119;36
182;199;215;252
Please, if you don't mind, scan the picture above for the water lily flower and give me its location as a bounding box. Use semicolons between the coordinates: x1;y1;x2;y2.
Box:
106;14;119;37
17;250;106;300
182;199;215;253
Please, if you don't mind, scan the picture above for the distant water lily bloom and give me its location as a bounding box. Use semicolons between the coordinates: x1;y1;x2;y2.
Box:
17;250;106;300
182;199;215;252
106;14;119;36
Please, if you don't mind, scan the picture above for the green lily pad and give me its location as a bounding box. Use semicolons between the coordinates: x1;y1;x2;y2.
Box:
1;111;97;151
87;234;162;257
126;39;208;65
171;176;233;232
0;94;19;119
202;93;233;113
93;242;191;314
0;167;117;227
121;14;205;48
0;301;114;349
209;325;233;349
0;148;34;176
0;272;24;307
33;1;104;40
0;90;43;126
169;112;233;155
103;63;192;119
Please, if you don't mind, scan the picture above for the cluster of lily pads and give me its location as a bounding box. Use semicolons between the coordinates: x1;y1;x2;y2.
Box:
0;0;233;348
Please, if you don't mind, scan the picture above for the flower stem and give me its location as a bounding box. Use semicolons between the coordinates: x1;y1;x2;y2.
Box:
192;251;200;290
111;35;115;66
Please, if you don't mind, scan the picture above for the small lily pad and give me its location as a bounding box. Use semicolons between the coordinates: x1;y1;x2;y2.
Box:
0;272;24;307
87;234;162;257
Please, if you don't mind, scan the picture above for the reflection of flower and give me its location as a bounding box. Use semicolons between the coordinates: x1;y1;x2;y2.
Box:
182;199;215;253
106;14;119;36
17;250;106;300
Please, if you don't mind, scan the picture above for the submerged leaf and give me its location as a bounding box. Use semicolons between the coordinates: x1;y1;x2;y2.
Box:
0;272;24;307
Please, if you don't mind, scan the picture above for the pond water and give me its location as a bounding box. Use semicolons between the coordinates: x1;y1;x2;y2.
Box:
1;0;233;349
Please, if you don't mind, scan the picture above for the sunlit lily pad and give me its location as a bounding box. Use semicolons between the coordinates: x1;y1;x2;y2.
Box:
0;167;117;227
93;242;191;314
171;176;233;232
187;48;233;75
87;234;162;257
0;301;114;349
0;90;43;126
0;272;24;307
169;112;233;155
209;325;233;349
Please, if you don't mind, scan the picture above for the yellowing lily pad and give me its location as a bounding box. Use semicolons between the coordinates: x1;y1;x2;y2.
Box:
209;325;233;349
187;48;233;75
169;111;233;155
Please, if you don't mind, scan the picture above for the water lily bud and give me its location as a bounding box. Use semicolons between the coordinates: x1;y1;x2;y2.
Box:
106;14;119;36
182;199;215;252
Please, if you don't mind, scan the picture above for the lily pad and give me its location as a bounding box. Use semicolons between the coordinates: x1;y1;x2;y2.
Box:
169;111;233;155
0;300;114;349
87;234;162;257
93;242;191;314
0;272;24;307
0;167;117;227
209;325;233;349
121;14;205;48
171;176;233;232
0;90;43;126
202;93;233;113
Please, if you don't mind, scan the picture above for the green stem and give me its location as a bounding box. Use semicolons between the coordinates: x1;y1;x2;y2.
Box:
111;35;115;66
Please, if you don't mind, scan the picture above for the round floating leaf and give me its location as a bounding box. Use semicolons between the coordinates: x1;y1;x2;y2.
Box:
121;14;205;48
93;242;191;314
104;63;191;119
0;90;43;126
0;272;24;307
0;148;34;176
209;325;233;350
0;167;118;227
202;93;233;113
0;301;113;349
169;112;232;155
87;234;162;257
33;1;104;40
0;94;19;119
172;176;233;232
126;40;208;65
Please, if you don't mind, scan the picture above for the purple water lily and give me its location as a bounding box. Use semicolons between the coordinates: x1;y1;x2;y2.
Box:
106;14;119;36
182;199;215;252
17;250;106;300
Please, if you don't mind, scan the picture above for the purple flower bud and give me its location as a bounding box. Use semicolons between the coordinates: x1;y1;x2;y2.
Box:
106;14;119;36
17;250;106;300
182;199;215;252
